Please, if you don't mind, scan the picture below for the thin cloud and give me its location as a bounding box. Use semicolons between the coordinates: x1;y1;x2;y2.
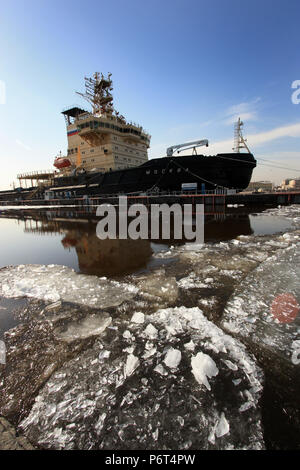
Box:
16;139;32;151
150;121;300;160
179;121;300;155
224;111;257;125
249;122;300;146
224;98;260;125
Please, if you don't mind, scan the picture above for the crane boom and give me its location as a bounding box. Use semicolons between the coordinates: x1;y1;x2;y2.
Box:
166;139;209;157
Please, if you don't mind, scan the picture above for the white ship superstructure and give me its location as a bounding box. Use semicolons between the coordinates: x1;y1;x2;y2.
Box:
57;72;151;174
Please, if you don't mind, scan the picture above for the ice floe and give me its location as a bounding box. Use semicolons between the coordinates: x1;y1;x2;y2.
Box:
54;314;112;343
0;264;138;308
19;305;264;450
222;243;300;364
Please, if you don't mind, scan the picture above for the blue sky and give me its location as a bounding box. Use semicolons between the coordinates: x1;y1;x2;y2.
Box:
0;0;300;189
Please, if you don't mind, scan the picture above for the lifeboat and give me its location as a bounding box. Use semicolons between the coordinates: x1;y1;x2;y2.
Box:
54;156;72;169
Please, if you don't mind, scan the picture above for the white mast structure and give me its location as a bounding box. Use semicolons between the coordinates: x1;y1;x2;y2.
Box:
233;118;251;153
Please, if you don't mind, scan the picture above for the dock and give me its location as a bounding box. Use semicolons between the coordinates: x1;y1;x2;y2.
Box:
0;190;300;210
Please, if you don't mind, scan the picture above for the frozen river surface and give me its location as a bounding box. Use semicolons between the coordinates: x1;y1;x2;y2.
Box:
0;205;300;449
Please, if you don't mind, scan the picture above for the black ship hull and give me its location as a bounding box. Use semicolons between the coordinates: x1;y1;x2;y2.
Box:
51;153;256;196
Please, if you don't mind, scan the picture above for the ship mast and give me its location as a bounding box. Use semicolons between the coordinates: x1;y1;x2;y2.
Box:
233;117;251;153
76;72;114;115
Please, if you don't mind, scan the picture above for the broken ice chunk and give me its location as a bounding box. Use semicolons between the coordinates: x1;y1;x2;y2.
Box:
232;378;242;386
222;359;238;371
191;352;219;390
163;348;182;369
98;350;110;360
215;412;230;438
123;330;133;340
239;401;254;412
44;301;62;312
54;315;112;343
124;354;140;377
142;347;157;360
184;340;196;351
144;323;158;339
0;340;6;365
131;312;145;324
123;346;135;354
154;364;168;376
208;428;216;445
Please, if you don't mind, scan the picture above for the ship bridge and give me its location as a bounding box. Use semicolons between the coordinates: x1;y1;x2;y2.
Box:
61;72;151;175
76;114;150;147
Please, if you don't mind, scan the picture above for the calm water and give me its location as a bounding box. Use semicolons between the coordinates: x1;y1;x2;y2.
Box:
0;207;292;277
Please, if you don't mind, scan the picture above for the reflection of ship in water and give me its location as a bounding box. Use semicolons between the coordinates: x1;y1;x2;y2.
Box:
20;217;153;276
204;213;253;242
1;207;256;276
62;230;152;276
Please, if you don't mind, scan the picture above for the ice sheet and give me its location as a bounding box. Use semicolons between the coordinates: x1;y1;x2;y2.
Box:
0;264;138;308
19;306;264;450
222;243;300;363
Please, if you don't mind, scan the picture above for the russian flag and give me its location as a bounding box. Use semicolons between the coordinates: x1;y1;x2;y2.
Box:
67;129;78;137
